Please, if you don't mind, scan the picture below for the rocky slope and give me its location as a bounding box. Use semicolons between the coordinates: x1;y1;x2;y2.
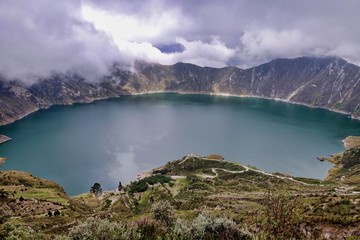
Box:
1;56;360;126
325;136;360;190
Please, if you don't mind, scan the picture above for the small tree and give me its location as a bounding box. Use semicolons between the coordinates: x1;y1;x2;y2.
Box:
90;182;102;197
54;209;61;216
118;181;123;191
0;189;8;199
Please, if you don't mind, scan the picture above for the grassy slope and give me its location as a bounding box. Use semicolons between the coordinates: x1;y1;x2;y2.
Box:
1;148;360;237
0;170;91;236
0;170;69;205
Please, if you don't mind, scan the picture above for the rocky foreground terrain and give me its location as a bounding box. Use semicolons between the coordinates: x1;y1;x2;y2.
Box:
1;56;360;127
1;138;360;239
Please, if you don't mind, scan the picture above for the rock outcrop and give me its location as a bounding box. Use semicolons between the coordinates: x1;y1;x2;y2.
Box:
0;134;11;144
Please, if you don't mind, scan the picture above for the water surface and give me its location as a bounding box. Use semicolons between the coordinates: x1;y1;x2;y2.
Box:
1;94;360;195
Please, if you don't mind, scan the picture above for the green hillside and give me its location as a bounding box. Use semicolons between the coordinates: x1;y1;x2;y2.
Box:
1;141;360;239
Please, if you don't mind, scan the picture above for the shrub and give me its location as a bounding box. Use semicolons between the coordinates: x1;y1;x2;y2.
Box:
2;223;43;240
152;169;169;175
145;175;171;185
189;212;251;240
67;217;139;240
54;209;61;216
128;175;172;193
151;200;175;227
103;199;112;210
0;189;8;199
132;217;166;240
129;180;148;193
90;183;103;197
54;236;71;240
257;192;304;240
339;198;351;205
154;213;250;240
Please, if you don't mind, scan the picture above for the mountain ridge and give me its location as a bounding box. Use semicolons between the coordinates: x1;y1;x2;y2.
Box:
0;56;360;127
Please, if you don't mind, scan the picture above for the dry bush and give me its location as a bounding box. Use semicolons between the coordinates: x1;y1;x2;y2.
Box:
256;192;304;240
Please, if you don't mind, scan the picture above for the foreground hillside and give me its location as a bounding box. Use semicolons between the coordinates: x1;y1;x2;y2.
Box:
1;138;360;239
1;56;360;127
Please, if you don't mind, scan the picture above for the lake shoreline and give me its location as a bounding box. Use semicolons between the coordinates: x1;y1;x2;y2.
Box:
0;90;358;128
133;90;358;120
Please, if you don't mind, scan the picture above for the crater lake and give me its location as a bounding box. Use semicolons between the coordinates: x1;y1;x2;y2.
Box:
1;93;360;195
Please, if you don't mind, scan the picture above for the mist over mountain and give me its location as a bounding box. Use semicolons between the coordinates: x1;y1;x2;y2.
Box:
0;56;359;126
2;0;360;83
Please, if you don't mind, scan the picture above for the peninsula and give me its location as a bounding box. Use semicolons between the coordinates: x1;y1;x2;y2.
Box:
0;134;11;144
1;137;360;239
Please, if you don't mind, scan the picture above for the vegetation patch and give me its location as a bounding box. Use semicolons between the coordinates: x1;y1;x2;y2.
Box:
128;175;173;193
1;148;360;239
163;155;245;176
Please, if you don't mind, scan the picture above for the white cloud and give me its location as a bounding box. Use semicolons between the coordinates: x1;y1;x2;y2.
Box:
1;0;360;83
81;0;360;69
237;28;315;67
81;3;181;42
173;37;238;67
241;28;307;56
0;1;121;83
81;4;237;68
238;26;360;67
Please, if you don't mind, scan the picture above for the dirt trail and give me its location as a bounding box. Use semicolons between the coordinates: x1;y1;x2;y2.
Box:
201;165;309;186
179;155;310;185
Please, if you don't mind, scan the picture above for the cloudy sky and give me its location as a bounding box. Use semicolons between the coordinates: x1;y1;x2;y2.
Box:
1;0;360;81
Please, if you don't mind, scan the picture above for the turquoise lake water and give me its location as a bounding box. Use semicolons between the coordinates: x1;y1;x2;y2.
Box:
1;93;360;195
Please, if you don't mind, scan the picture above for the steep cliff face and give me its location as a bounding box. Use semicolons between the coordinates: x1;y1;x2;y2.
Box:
126;57;360;117
0;56;360;126
0;74;131;125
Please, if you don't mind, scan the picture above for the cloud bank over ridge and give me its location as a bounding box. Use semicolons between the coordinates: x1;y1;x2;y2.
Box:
1;0;360;82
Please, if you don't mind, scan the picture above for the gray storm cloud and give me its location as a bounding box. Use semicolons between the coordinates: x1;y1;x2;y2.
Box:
1;0;360;83
0;0;122;82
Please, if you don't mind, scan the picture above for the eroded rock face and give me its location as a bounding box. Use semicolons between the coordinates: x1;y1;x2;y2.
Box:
342;147;360;168
1;56;360;126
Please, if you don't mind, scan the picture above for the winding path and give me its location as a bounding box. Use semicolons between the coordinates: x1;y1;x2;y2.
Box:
180;156;310;185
